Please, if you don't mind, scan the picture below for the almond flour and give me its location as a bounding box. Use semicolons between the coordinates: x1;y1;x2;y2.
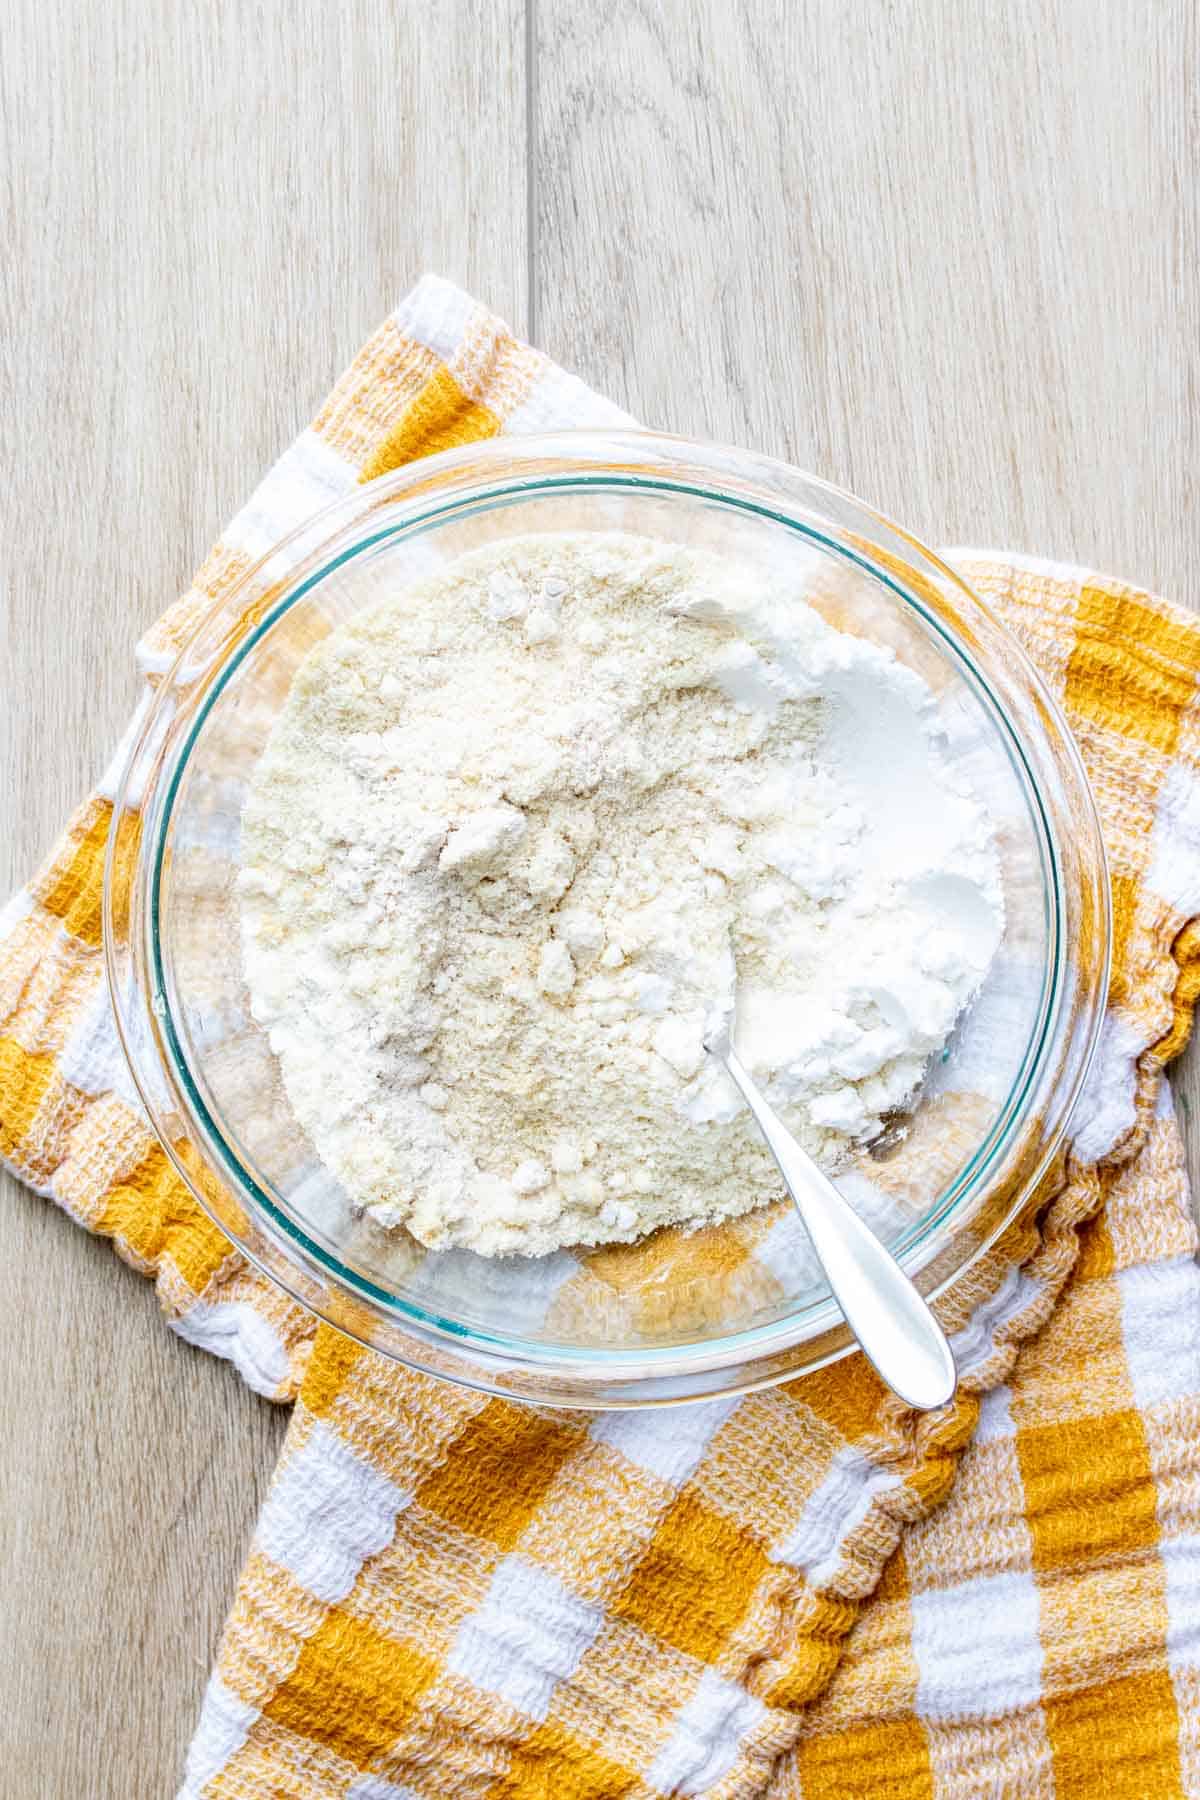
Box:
239;532;1002;1256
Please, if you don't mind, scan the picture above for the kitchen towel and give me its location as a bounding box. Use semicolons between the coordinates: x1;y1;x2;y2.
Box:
2;276;1199;1798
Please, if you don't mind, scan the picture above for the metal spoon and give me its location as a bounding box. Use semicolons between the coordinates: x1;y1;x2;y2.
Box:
707;1030;957;1411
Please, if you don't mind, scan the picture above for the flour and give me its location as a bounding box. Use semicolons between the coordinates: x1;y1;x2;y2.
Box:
239;532;1003;1257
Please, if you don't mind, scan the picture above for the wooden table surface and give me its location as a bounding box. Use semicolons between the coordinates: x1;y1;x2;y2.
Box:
2;2;1198;1792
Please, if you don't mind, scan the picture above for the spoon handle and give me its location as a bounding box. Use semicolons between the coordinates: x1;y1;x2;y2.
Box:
721;1047;957;1411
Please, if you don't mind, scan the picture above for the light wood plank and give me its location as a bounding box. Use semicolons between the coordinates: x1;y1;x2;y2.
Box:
535;0;1200;1176
0;0;525;1791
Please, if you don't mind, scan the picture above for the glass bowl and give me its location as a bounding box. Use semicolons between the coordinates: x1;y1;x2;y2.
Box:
104;432;1110;1407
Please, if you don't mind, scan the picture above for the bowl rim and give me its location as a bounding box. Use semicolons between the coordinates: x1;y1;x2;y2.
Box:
104;428;1112;1403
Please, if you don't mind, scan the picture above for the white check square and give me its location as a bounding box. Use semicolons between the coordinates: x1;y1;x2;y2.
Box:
646;1667;767;1796
447;1555;603;1722
256;1419;409;1604
912;1568;1043;1720
591;1395;738;1486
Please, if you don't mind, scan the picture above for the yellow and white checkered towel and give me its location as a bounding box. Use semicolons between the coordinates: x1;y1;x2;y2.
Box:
3;277;1200;1798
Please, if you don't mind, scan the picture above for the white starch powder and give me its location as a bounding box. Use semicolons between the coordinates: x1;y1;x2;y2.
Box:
239;532;1003;1257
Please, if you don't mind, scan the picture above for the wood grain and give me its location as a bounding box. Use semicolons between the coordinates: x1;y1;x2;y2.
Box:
536;0;1199;592
2;0;1198;1790
0;1;524;1793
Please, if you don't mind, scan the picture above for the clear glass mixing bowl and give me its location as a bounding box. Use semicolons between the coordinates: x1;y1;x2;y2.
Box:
104;433;1110;1406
